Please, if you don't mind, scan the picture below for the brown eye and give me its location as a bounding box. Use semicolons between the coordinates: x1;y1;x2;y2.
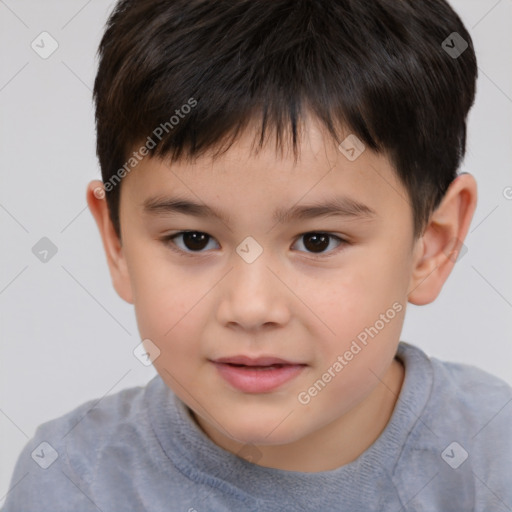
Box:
181;232;210;251
162;231;346;258
302;233;330;253
163;231;219;254
293;232;345;256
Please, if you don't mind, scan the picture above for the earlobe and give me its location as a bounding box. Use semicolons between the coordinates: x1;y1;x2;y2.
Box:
408;173;477;305
86;180;134;304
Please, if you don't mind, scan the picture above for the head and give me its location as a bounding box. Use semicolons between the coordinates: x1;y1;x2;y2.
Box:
87;0;477;461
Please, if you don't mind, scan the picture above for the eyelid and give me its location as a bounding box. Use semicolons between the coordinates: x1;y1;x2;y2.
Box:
161;230;348;258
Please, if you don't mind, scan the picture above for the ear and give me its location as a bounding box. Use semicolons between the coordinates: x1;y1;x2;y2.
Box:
86;180;134;304
408;173;477;305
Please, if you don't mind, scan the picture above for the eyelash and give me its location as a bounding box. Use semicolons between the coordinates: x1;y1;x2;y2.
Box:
160;231;348;259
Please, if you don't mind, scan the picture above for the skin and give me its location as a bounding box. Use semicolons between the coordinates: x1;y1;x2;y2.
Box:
86;115;477;472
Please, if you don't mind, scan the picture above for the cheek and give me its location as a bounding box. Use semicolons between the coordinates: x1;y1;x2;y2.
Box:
313;267;390;336
311;246;409;363
351;237;412;303
134;287;207;383
128;253;206;352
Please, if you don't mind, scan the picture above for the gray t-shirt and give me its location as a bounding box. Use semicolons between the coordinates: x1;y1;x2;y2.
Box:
2;342;512;512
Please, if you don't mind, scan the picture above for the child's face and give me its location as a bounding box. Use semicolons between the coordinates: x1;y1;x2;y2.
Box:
112;119;419;456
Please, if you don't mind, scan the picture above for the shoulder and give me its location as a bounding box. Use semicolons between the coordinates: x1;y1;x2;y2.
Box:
38;380;149;470
398;342;512;428
427;352;512;430
394;344;512;510
2;380;151;512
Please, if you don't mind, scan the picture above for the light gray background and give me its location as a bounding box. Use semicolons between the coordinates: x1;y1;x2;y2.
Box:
1;0;511;505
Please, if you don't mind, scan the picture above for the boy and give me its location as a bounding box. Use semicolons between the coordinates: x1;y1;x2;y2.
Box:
3;0;511;510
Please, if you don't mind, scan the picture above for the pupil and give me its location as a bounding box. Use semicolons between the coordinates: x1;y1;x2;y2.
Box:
184;232;208;250
305;233;328;253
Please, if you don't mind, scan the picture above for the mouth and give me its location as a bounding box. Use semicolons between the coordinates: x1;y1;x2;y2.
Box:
213;355;302;366
210;355;307;393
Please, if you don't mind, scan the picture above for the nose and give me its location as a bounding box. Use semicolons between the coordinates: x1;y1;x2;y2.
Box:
216;252;291;331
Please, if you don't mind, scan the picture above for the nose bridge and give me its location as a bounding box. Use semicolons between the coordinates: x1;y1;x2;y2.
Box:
217;241;290;329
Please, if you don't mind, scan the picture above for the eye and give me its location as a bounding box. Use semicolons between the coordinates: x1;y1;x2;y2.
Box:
162;231;219;255
292;232;346;257
161;231;347;258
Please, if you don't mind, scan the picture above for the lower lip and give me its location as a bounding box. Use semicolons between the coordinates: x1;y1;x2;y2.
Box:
212;362;306;393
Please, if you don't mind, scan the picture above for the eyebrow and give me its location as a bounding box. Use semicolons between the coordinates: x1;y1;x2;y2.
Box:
142;194;377;224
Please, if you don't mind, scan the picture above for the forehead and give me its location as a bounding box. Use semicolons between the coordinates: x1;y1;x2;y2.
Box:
120;118;410;226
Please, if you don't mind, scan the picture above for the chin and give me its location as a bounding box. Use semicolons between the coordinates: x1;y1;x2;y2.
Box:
224;415;310;447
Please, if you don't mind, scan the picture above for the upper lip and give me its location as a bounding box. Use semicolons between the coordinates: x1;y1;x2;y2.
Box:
212;355;304;366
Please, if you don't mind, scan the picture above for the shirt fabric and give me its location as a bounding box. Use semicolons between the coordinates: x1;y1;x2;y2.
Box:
2;342;512;512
